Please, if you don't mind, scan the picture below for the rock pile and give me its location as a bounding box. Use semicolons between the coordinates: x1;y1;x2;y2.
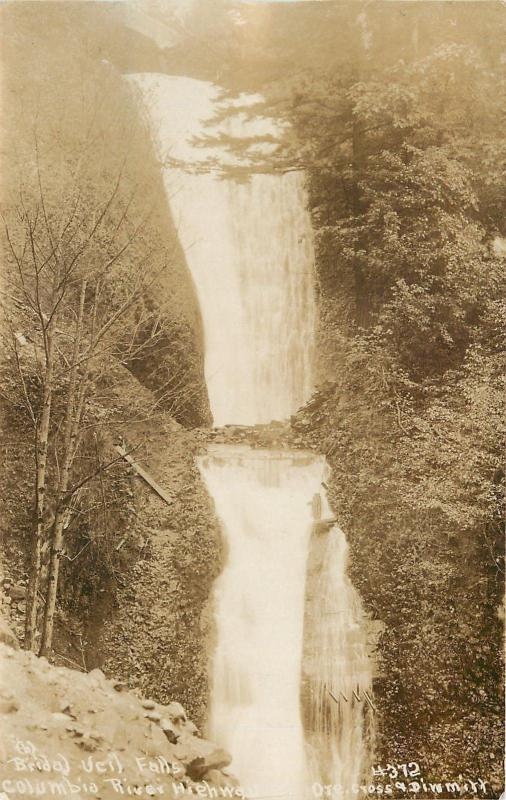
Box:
0;635;241;798
2;577;27;616
206;420;317;451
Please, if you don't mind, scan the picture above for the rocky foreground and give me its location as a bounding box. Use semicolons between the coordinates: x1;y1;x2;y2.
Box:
0;627;241;798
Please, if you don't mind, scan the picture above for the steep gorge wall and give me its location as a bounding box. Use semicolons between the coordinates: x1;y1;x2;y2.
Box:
0;2;219;725
93;419;223;727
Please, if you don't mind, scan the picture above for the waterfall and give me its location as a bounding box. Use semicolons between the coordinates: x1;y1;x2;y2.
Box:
132;73;372;798
199;446;325;798
302;526;373;791
130;75;315;426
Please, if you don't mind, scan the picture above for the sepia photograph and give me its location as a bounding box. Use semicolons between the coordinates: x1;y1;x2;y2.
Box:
0;1;504;798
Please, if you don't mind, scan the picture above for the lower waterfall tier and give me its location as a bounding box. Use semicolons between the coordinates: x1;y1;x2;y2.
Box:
199;445;372;800
302;525;374;794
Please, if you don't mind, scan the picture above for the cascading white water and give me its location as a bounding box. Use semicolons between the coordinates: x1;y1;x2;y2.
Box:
302;525;373;793
199;446;325;799
130;74;315;426
132;72;372;798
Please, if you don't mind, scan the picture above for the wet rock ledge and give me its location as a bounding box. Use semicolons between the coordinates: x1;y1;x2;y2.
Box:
0;627;240;798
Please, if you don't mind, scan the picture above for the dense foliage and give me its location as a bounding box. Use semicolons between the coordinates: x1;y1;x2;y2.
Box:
165;4;506;783
0;3;209;656
281;17;505;795
0;0;503;790
180;14;505;783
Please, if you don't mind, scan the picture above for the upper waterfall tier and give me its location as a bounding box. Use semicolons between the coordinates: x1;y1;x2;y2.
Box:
130;74;316;427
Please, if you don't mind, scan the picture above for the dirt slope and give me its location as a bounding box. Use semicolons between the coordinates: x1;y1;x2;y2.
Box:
0;634;241;798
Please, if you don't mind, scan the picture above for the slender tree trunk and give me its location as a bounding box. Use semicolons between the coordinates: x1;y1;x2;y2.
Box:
351;117;368;328
39;280;87;657
24;329;55;651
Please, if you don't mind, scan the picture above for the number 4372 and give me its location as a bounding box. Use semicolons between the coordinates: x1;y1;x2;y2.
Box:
372;763;421;780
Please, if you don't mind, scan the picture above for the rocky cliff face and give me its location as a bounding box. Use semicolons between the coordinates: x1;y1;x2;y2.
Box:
0;631;241;798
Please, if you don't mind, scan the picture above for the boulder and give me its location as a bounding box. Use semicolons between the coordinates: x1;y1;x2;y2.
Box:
160;717;179;744
187;747;232;780
165;700;187;724
144;710;161;722
175;733;232;780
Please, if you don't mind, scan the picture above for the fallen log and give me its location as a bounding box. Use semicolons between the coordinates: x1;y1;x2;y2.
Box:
115;445;173;506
